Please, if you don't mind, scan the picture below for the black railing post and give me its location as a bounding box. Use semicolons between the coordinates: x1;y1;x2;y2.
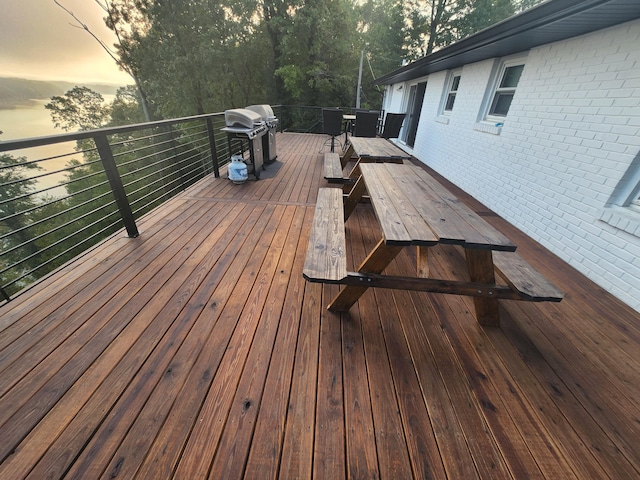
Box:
1;286;11;302
205;117;220;178
94;134;140;238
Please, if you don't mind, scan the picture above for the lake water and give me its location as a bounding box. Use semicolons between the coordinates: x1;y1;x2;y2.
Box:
0;99;60;140
0;97;113;195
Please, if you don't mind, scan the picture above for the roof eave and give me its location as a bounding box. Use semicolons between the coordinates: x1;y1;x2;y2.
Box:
374;0;640;85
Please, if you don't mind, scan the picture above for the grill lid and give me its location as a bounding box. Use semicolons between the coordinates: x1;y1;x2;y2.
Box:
224;108;263;128
245;104;275;121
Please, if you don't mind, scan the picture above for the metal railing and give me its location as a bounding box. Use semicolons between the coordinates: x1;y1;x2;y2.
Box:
0;105;355;304
0;113;234;303
273;105;325;133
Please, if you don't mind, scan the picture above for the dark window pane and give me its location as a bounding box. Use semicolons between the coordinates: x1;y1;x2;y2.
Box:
445;93;456;111
451;75;461;91
490;93;513;116
500;65;524;88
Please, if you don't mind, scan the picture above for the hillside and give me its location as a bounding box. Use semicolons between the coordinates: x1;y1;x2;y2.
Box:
0;77;121;108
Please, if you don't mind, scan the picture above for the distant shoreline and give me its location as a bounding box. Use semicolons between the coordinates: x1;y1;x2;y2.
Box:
0;76;122;110
0;98;43;110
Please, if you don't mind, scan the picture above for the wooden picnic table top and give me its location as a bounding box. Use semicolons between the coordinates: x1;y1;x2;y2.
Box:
348;137;412;161
359;163;516;251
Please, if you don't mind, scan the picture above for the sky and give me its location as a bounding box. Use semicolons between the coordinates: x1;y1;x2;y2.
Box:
0;0;131;85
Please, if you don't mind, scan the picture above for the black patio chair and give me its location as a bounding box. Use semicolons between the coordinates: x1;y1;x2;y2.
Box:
380;112;406;139
353;111;379;138
322;108;344;152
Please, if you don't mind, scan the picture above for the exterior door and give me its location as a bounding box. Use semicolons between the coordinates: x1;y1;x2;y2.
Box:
402;81;427;148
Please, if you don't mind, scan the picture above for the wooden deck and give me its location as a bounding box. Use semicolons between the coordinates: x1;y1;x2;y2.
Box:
1;132;639;479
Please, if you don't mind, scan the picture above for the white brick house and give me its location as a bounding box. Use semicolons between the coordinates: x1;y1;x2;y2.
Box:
375;0;640;312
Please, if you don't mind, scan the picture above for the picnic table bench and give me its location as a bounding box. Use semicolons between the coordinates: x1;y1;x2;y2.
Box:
304;163;563;327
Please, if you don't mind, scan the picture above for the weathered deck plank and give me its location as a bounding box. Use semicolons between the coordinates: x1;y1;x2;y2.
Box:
0;133;639;479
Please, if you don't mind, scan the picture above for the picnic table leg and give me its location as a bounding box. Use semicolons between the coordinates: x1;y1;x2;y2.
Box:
342;160;362;194
465;249;500;326
417;246;429;277
343;175;367;220
341;143;354;168
328;239;403;311
346;159;362;180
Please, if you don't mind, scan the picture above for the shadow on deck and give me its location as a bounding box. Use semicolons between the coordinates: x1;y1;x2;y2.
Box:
0;133;639;479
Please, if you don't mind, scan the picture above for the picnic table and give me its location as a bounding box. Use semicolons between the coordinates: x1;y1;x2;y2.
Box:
324;136;411;185
305;163;563;327
344;137;411;163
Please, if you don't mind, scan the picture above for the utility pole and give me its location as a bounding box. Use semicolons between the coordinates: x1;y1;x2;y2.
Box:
356;49;364;108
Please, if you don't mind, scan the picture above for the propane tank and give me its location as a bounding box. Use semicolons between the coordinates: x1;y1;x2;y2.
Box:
228;155;248;183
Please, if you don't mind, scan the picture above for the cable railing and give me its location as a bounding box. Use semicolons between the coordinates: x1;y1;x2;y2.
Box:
0;105;355;304
0;113;230;303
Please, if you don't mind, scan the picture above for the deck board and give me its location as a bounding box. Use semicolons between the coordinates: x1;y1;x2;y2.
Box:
1;133;640;479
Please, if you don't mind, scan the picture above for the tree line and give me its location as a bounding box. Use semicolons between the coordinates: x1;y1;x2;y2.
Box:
93;0;542;119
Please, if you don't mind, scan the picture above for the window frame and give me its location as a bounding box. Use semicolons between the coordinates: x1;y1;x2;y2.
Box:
620;179;640;212
401;77;427;147
442;70;462;115
600;152;640;236
484;57;526;122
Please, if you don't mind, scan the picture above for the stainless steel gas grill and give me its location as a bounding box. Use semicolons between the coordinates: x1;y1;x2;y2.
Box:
246;104;278;164
221;108;267;180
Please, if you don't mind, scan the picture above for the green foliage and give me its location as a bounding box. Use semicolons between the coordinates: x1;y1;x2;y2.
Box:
0;154;44;292
0;154;41;245
109;85;148;126
45;86;110;131
275;0;360;107
93;0;546;114
451;0;516;40
1;86;216;299
403;0;544;59
109;0;271;118
358;0;407;107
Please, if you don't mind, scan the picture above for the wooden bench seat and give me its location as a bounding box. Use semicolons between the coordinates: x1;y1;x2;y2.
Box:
303;188;347;283
493;251;564;302
323;152;347;184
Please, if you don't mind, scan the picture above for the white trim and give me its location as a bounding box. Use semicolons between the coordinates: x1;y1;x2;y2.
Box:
599;207;640;237
481;55;527;123
440;69;462;116
473;122;503;135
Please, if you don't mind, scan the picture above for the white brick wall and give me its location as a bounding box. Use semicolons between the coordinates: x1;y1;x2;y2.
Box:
389;19;640;312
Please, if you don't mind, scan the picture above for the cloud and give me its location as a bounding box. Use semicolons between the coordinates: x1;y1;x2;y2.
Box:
0;0;131;84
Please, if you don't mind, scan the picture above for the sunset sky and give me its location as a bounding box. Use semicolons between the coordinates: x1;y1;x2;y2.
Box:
0;0;131;85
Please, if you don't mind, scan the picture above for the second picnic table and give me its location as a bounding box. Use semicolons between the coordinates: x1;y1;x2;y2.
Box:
324;136;411;185
343;136;411;163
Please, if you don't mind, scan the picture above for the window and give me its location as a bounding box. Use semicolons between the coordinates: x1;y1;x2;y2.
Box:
600;151;640;236
443;72;461;113
487;62;525;118
612;157;640;210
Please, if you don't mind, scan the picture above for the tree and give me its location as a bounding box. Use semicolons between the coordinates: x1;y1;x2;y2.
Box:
276;0;360;107
45;86;110;131
404;0;458;59
108;85;147;126
260;0;299;103
450;0;515;40
515;0;544;12
403;0;547;61
54;0;152;121
0;154;44;293
60;0;547;117
112;0;270;117
358;0;407;108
